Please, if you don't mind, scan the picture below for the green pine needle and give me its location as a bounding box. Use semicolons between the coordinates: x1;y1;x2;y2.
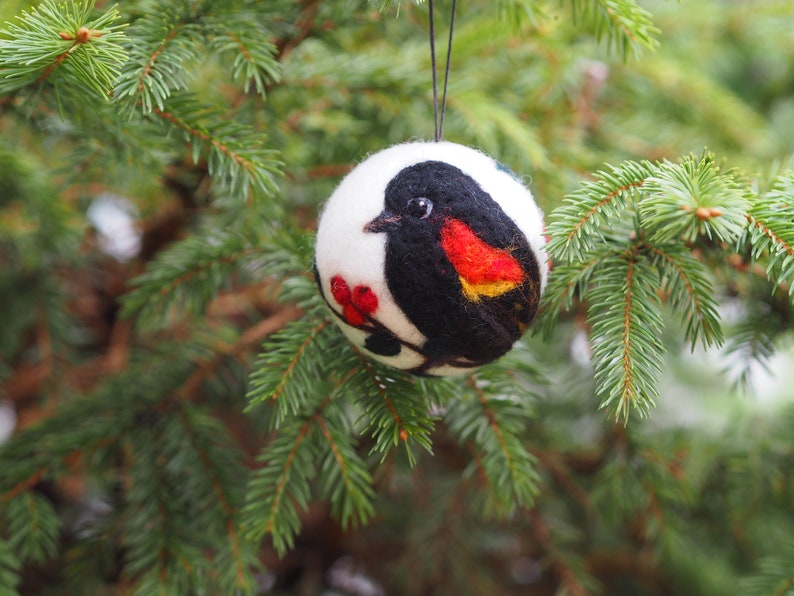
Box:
0;0;127;98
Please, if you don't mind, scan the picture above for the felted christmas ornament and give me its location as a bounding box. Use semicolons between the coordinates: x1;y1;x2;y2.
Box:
314;141;548;376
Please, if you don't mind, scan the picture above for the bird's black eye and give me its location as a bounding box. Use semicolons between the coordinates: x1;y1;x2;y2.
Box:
406;197;433;219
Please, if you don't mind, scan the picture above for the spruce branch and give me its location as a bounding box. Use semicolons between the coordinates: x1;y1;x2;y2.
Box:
745;170;794;294
641;153;748;244
204;17;281;97
122;419;195;590
0;0;127;99
115;3;282;111
564;0;659;57
170;404;260;592
121;230;253;330
246;321;385;538
396;479;499;595
0;394;124;501
528;509;598;596
542;153;778;417
446;376;540;516
315;406;376;530
537;254;602;338
629;54;769;151
722;278;791;389
350;356;436;466
123;221;310;331
532;449;592;511
492;0;545;27
5;491;60;566
1;467;49;508
120;399;262;593
0;335;238;501
177;306;305;403
114;5;201;113
586;248;664;420
452;88;550;168
242;405;322;556
372;0;421;14
739;539;794;596
0;539;19;595
649;244;724;349
376;0;658;57
149;94;282;198
246;315;336;426
54;99;177;181
545;159;654;262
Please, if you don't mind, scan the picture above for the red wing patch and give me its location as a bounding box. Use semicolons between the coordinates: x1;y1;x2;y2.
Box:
440;218;525;284
439;218;526;302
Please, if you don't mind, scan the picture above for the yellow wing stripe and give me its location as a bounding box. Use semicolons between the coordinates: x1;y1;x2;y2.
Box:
459;276;520;302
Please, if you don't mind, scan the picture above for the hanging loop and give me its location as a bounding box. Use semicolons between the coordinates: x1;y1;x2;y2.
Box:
428;0;457;142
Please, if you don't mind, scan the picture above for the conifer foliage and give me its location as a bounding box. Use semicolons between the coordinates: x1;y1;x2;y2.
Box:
1;0;793;594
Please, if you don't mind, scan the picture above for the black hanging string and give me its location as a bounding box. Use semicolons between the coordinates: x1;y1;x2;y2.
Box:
428;0;457;142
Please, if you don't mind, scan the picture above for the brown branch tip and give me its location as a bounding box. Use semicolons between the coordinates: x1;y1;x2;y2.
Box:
59;27;102;43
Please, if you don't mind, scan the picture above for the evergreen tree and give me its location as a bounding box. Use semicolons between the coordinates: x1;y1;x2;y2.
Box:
1;0;793;594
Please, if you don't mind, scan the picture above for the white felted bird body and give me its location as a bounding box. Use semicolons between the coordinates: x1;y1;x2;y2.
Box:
314;141;548;376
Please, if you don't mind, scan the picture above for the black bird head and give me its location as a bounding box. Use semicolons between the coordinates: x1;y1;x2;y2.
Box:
364;161;479;235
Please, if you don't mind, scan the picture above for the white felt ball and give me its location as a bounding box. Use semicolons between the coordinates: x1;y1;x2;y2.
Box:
314;141;547;376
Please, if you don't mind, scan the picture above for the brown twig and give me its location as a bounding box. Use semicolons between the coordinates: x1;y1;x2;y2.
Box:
529;509;592;596
177;304;305;401
274;0;324;62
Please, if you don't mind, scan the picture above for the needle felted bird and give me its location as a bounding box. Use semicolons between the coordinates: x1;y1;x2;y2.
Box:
364;160;540;372
314;141;547;376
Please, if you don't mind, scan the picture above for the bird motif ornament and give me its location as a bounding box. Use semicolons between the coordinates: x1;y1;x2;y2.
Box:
314;141;548;376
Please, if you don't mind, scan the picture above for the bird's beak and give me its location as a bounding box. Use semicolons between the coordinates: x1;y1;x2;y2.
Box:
364;210;401;233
